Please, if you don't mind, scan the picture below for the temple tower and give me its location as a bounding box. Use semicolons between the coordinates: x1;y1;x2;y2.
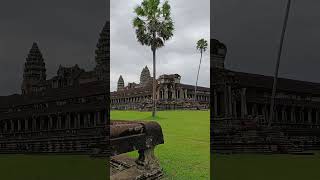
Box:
21;42;46;94
211;39;227;69
95;21;109;81
117;75;124;91
140;66;151;86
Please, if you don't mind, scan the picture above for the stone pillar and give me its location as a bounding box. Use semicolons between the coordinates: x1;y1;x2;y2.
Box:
233;101;237;118
157;88;160;100
164;87;168;100
281;106;287;123
263;105;267;124
66;113;71;129
172;89;176;99
39;116;44;131
32;117;36;131
10;120;14;132
224;86;228;116
87;113;91;127
97;111;101;125
308;109;312;124
291;107;296;123
77;113;81;128
83;113;88;128
300;108;304;123
18;119;21;131
49;115;53;129
228;86;232;116
184;89;188;99
180;89;184;99
25;119;29;131
93;112;97;127
4;121;8;132
241;88;247;118
57;115;62;129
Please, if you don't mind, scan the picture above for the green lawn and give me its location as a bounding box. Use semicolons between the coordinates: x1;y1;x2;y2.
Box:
0;155;107;180
212;153;320;180
111;110;210;180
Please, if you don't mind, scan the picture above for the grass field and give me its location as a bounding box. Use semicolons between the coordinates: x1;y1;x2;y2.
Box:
111;110;211;180
212;153;320;180
0;155;107;180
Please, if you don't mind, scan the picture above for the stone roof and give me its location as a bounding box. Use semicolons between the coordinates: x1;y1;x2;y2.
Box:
0;81;107;109
220;69;320;95
0;101;106;120
180;84;210;92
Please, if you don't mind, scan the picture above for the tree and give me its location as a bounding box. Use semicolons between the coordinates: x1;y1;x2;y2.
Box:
133;0;174;118
194;39;208;104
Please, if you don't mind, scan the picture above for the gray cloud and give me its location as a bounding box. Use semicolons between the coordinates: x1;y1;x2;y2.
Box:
110;0;210;91
0;0;107;96
212;0;320;83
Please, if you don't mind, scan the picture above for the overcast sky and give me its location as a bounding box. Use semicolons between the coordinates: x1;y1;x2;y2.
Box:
212;0;320;83
110;0;210;91
0;0;107;96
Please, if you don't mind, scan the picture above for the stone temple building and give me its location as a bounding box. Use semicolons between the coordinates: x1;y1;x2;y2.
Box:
111;66;210;110
0;21;109;154
212;39;320;153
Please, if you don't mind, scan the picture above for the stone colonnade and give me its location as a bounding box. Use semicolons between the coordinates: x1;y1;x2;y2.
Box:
0;110;107;134
213;85;320;125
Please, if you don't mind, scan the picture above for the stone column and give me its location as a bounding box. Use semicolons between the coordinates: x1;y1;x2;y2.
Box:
49;115;53;130
280;107;285;123
32;117;36;131
228;86;232;116
214;89;218;117
39;116;44;131
308;109;312;124
93;112;97;127
4;121;8;132
172;89;176;99
57;115;62;129
10;120;14;132
97;111;101;125
223;86;228;116
87;113;91;127
291;107;296;123
157;88;160;100
233;101;237;118
83;113;87;128
18;119;21;131
164;87;168;100
25;119;29;131
184;89;188;99
241;88;247;118
66;113;71;129
180;89;184;99
77;113;81;128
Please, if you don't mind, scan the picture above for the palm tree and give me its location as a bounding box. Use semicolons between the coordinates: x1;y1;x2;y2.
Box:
194;39;208;104
269;0;291;126
133;0;174;118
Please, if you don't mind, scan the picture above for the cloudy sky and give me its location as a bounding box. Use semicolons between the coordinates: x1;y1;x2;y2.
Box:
110;0;210;91
0;0;107;96
212;0;320;83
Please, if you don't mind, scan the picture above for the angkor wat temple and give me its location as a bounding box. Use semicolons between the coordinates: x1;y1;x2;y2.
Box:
0;22;109;154
212;39;320;153
111;66;210;110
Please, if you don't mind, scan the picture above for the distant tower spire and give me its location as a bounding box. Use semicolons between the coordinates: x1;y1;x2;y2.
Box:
140;65;151;86
95;21;109;80
117;75;124;91
21;42;46;94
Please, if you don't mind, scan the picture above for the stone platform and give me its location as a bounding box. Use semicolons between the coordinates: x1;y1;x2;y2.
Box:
110;154;163;180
